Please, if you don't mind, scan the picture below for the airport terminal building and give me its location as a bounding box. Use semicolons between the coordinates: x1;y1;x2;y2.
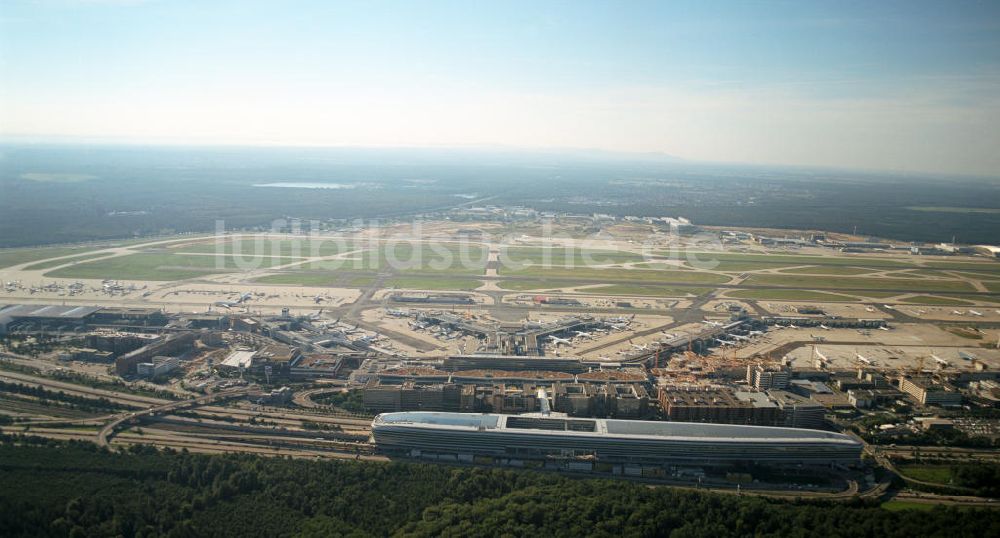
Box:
372;412;862;466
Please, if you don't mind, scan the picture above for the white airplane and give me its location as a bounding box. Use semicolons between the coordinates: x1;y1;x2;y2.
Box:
547;336;572;346
855;353;875;366
716;339;737;346
702;320;723;327
813;349;830;368
932;354;950;367
969;310;983;317
386;309;408;317
878;325;890;331
818;324;830;330
748;330;765;336
865;306;876;312
952;310;965;315
731;334;751;341
574;331;593;338
788;324;799;329
629;341;649;351
883;305;894;310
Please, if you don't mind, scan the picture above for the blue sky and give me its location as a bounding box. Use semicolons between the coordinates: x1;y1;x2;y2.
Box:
2;0;999;176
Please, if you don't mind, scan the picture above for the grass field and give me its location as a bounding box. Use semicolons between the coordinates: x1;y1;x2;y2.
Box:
496;280;586;291
173;237;361;257
361;244;488;274
897;464;954;484
922;260;1000;274
502;266;731;285
659;251;912;268
846;291;904;299
586;285;712;297
22;252;117;270
0;245;106;269
899;295;976;305
778;265;881;276
385;276;481;290
500;247;644;267
725;289;857;301
746;273;976;293
984;281;1000;293
693;260;804;272
46;253;303;281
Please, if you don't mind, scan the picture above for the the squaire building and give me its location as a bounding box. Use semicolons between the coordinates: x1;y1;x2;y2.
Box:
372;412;862;464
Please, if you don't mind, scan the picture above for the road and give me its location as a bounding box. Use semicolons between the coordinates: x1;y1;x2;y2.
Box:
95;388;251;447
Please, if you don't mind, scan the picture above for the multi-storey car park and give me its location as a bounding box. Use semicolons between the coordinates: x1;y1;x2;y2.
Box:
371;411;863;465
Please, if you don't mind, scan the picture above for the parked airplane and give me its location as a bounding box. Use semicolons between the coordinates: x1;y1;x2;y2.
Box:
574;331;593;338
748;330;765;336
702;320;723;327
969;310;983;317
547;336;572;346
716;339;737;346
818;324;830;330
855;353;875;366
932;354;950;367
731;334;751;341
952;310;965;315
629;341;649;351
878;325;891;331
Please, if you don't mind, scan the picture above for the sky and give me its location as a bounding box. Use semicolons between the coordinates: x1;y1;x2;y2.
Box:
1;0;999;176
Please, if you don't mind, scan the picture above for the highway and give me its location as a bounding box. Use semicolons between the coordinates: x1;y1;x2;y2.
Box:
95;388;251;447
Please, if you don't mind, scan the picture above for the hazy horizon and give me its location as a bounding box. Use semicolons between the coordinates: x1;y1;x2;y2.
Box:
2;1;999;177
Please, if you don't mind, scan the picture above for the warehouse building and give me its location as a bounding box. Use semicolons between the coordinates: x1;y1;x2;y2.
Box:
0;304;102;334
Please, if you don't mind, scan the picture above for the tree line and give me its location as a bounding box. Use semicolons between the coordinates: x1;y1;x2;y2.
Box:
0;436;998;537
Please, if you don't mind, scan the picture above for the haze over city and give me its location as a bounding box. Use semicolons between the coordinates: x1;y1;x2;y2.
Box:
2;0;1000;176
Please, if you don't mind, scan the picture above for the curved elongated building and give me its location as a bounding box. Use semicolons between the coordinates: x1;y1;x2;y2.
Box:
372;412;862;464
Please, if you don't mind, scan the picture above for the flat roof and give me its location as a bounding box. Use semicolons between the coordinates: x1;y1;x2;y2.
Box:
374;411;854;443
0;304;102;320
221;349;255;368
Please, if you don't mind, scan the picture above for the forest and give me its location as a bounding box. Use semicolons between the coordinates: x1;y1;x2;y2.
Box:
2;144;1000;247
1;436;998;538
